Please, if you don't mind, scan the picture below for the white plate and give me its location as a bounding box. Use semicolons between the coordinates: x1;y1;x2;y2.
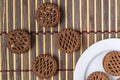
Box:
74;38;120;80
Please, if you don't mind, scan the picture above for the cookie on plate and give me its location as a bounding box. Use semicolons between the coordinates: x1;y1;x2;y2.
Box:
6;29;31;54
87;72;109;80
35;2;60;27
32;54;57;79
56;28;80;53
103;51;120;76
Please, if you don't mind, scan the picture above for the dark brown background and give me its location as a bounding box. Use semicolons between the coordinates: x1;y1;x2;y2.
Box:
0;0;120;80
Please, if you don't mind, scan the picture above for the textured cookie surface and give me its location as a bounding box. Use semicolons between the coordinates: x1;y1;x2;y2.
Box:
103;51;120;76
32;54;57;79
87;72;109;80
35;2;60;27
6;29;31;54
56;29;80;53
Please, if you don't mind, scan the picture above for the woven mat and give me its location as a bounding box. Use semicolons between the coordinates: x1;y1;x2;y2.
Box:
0;0;120;80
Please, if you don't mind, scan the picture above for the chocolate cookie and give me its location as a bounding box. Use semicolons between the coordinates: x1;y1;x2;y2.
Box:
35;2;60;27
117;78;120;80
56;29;80;53
32;54;57;79
87;72;109;80
6;29;31;54
103;51;120;76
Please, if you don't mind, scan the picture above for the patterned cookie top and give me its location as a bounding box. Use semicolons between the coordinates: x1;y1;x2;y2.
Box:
6;29;31;54
35;2;60;27
103;51;120;76
56;29;80;53
32;54;57;79
87;72;109;80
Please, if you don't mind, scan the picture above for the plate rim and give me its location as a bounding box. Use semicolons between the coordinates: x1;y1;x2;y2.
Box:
74;38;120;80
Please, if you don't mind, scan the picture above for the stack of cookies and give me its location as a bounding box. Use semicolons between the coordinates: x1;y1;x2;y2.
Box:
87;51;120;80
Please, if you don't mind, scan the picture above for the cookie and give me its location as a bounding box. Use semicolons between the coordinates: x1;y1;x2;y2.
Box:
32;54;57;79
35;2;60;27
56;28;80;53
117;78;120;80
6;29;31;54
87;72;109;80
103;51;120;76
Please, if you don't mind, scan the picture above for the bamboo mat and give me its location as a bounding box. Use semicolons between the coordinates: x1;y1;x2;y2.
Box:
0;0;120;80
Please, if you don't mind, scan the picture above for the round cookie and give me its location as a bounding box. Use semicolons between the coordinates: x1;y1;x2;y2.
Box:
32;54;57;79
87;72;109;80
35;2;60;27
103;51;120;76
6;29;31;54
56;28;80;53
117;78;120;80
